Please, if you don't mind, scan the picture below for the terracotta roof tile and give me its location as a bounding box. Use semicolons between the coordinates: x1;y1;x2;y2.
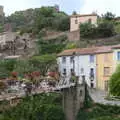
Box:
70;14;98;18
58;45;120;57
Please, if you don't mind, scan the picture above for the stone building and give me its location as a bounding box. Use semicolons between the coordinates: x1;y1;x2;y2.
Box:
70;14;98;32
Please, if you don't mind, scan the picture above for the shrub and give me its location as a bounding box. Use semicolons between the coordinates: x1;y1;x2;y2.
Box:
109;64;120;96
80;21;116;39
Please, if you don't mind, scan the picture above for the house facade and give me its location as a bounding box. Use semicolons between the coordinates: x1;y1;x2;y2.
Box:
70;14;98;32
57;45;120;90
57;48;97;88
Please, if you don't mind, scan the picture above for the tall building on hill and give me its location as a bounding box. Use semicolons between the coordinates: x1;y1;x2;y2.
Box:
70;13;98;32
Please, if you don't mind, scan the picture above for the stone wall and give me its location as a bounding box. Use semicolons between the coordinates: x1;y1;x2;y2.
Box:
67;30;80;41
43;30;80;41
62;83;85;120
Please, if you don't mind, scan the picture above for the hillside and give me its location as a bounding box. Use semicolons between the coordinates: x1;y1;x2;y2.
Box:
77;34;120;48
4;6;69;34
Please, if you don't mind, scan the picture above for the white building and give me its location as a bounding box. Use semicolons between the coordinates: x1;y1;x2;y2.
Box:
57;48;97;88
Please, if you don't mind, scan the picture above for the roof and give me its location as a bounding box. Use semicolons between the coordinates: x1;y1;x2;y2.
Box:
58;45;120;57
70;14;98;18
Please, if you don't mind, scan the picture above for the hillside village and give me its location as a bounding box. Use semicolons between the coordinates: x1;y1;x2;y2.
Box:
0;3;120;120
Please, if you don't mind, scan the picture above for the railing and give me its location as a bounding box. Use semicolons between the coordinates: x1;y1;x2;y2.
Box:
55;77;76;90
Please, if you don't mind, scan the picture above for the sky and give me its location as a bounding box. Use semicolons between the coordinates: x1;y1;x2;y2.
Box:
0;0;119;16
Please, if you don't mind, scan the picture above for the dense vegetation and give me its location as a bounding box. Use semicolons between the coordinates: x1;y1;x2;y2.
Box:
0;93;65;120
5;6;70;33
37;34;68;54
80;15;116;39
77;104;120;120
109;64;120;96
0;54;56;79
80;12;120;40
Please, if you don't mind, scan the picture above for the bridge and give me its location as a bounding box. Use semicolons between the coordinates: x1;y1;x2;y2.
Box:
54;76;85;120
0;77;85;120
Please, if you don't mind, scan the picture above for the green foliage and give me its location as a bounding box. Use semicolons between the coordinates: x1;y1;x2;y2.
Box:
29;54;56;75
65;42;77;49
0;59;17;78
102;12;115;21
37;35;67;54
80;21;116;38
1;93;65;120
14;59;36;75
109;64;120;96
115;23;120;33
6;6;69;33
77;104;120;120
97;22;115;37
80;22;96;38
0;24;4;33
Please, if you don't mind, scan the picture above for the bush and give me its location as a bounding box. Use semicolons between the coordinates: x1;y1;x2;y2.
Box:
109;64;120;96
77;104;120;120
97;22;115;37
80;22;96;38
1;93;65;120
80;21;116;39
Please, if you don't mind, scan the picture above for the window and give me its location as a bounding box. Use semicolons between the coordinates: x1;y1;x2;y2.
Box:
71;68;74;73
90;55;94;63
63;68;66;75
117;52;120;60
80;68;84;74
80;90;83;96
104;67;110;76
90;68;94;79
70;56;74;63
88;18;92;23
62;57;66;63
75;17;78;24
91;83;94;88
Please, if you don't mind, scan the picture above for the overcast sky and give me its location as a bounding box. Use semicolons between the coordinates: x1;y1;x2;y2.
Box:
0;0;119;16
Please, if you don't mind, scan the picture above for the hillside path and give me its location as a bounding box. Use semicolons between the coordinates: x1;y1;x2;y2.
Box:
88;88;120;106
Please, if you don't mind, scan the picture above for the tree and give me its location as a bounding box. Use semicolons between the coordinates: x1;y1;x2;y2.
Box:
102;12;115;21
14;59;35;75
45;105;65;120
1;93;64;120
109;64;120;96
97;21;116;37
37;35;67;55
80;22;96;38
0;59;17;78
29;54;56;76
72;11;77;15
80;21;116;38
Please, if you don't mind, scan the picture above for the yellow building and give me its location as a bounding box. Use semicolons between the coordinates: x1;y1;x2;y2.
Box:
96;52;113;90
96;45;120;90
